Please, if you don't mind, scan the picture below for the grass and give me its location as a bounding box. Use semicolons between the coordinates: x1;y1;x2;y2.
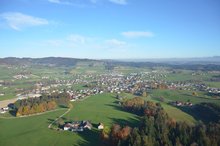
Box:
141;95;196;125
160;103;196;125
205;81;220;88
65;93;140;127
0;93;139;146
0;92;206;146
0;110;85;146
151;89;220;105
70;62;106;74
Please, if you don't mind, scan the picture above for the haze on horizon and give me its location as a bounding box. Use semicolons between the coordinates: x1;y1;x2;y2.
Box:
0;0;220;59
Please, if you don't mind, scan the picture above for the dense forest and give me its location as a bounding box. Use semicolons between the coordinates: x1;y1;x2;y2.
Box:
101;97;220;146
13;92;70;116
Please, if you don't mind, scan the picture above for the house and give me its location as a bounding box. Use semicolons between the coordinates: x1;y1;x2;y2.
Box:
98;123;104;130
0;107;9;114
81;121;92;130
0;109;6;114
64;123;72;131
63;120;92;132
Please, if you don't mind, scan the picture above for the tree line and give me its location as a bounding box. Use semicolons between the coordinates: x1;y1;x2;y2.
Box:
101;97;220;146
14;92;70;116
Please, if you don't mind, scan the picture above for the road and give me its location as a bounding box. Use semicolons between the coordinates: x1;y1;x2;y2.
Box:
0;94;41;108
48;104;73;129
0;98;18;108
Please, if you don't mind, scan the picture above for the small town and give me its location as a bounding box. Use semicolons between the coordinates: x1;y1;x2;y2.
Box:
0;0;220;145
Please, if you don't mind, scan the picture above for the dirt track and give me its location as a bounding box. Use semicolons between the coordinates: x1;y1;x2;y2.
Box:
0;98;17;108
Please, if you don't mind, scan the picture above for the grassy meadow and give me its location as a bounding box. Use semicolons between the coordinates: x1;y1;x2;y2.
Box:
0;93;199;146
151;89;220;105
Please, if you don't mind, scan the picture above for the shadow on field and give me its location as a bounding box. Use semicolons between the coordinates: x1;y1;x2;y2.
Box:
104;103;140;127
104;103;123;111
9;110;16;116
77;129;101;146
181;93;220;101
47;118;57;125
109;117;140;127
176;105;220;124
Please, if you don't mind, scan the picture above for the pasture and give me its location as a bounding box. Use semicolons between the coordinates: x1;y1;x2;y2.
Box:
151;89;220;105
0;93;139;146
0;93;198;146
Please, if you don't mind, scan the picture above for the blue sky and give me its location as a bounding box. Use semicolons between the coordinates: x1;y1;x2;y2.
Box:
0;0;220;59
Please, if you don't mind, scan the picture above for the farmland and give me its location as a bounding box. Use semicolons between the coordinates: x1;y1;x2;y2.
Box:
0;58;220;146
0;92;199;146
0;93;138;146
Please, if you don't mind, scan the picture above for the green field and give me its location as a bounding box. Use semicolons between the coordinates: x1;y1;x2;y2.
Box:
151;89;220;105
0;93;198;146
65;93;139;127
0;93;139;146
160;103;196;124
0;110;87;146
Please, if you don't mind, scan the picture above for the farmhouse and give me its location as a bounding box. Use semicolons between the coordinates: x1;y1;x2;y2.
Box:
63;120;92;132
0;107;9;114
97;123;104;130
170;101;193;107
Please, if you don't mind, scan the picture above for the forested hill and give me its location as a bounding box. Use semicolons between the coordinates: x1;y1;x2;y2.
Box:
0;57;98;67
1;57;220;71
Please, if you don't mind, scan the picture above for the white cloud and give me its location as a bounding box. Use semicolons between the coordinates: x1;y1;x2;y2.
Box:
48;0;89;7
48;0;72;5
45;40;63;47
67;34;89;44
109;0;127;5
121;31;154;38
0;12;48;30
105;39;126;46
48;0;60;3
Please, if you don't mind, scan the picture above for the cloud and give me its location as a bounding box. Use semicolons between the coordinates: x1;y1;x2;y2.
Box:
121;31;154;38
48;0;72;5
48;0;89;7
67;34;90;44
45;40;63;47
0;12;48;30
109;0;127;5
105;39;126;46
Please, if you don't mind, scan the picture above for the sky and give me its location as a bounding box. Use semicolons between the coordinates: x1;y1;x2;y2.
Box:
0;0;220;59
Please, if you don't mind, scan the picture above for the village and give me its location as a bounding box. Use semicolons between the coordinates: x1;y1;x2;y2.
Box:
1;70;220;114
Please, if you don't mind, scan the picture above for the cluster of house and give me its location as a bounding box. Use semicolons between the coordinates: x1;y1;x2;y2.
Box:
68;88;104;101
13;74;29;79
169;101;193;107
0;107;9;114
63;120;104;132
0;103;15;114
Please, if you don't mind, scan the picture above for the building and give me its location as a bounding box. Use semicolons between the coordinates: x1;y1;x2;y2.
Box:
63;120;92;132
98;123;104;130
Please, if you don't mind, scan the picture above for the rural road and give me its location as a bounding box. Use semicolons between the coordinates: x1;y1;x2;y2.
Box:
0;108;65;119
48;104;72;129
0;98;18;108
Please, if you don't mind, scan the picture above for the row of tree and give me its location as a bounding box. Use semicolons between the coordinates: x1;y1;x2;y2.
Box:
101;97;220;146
16;101;57;116
14;92;70;116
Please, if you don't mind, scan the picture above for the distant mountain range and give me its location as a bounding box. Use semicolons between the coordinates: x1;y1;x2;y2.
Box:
0;57;97;66
0;56;220;71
